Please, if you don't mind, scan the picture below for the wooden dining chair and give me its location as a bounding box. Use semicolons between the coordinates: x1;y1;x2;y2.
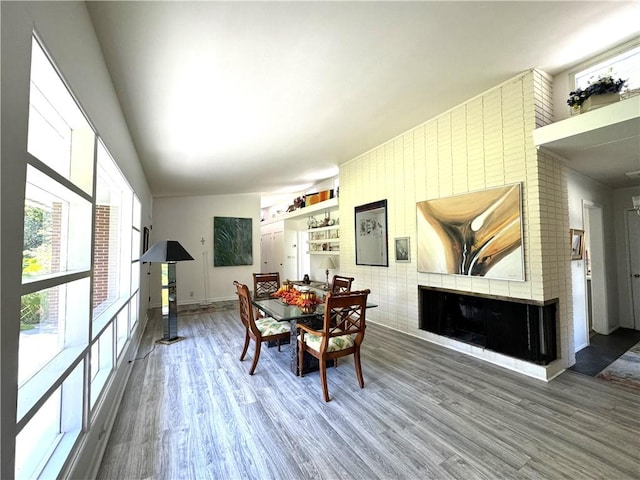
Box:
297;289;370;401
253;272;281;318
331;275;354;293
253;272;281;298
234;281;291;375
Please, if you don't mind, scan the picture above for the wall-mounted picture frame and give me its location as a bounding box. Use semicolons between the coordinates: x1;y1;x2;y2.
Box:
141;226;150;263
416;183;524;281
570;228;584;260
395;237;410;263
214;216;253;266
355;199;388;266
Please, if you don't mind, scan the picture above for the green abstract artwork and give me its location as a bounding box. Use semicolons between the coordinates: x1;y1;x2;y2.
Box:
213;217;253;266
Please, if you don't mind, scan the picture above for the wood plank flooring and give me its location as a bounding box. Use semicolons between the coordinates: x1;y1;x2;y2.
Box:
97;307;640;480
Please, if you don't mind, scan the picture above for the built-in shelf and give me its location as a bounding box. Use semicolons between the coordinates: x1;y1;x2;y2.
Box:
262;197;338;225
307;224;340;255
306;250;338;256
533;95;640;189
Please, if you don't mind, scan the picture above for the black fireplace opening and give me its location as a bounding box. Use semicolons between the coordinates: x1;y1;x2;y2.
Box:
419;286;557;365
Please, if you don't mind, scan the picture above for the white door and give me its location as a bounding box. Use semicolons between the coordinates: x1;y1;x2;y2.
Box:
627;210;640;330
271;230;284;274
260;232;272;273
260;231;284;274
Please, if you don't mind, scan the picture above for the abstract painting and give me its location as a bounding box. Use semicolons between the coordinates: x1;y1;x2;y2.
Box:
416;184;524;280
214;217;253;266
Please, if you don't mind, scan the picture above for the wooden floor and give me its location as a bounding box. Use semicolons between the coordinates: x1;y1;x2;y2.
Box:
97;307;640;480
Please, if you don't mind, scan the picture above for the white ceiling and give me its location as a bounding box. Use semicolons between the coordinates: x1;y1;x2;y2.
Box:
86;1;640;199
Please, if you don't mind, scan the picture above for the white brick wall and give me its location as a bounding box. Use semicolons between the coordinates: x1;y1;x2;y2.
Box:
339;70;572;380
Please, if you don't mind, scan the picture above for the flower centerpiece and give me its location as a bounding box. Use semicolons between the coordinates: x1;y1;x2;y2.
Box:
567;72;626;114
271;285;323;313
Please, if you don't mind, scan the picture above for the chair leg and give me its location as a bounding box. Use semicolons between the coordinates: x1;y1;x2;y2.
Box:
353;349;364;388
298;341;304;377
240;331;250;361
248;340;262;375
319;358;330;402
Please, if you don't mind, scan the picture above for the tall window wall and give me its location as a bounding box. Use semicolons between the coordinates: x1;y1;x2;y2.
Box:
16;36;141;479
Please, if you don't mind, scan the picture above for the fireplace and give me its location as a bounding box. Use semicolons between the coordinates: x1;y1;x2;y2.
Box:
419;286;557;365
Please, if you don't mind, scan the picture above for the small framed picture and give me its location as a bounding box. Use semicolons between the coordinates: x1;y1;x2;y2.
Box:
570;229;584;260
394;237;410;263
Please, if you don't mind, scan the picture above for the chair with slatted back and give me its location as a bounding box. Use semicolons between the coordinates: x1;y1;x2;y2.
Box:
234;281;291;375
297;289;370;401
253;272;280;317
331;275;354;293
253;272;281;298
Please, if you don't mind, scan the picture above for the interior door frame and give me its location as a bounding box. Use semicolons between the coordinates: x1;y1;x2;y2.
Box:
583;200;609;335
625;208;640;330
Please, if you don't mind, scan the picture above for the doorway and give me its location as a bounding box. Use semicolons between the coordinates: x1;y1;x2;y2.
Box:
583;201;609;336
626;209;640;330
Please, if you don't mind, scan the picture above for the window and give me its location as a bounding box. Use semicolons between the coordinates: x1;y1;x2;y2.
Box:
92;141;133;333
22;165;92;282
574;44;640;92
27;38;94;195
90;324;113;409
16;35;141;479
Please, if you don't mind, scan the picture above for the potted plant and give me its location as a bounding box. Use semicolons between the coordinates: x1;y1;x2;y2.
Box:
567;88;587;115
567;72;626;114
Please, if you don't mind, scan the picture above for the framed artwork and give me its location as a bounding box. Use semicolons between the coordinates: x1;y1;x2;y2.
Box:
395;237;410;263
570;228;584;260
214;217;253;266
141;226;150;263
355;199;388;267
416;183;524;281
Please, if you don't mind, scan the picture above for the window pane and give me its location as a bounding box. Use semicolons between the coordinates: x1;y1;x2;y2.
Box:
131;228;141;262
575;44;640;91
116;309;128;357
27;37;94;195
130;293;139;334
15;387;60;479
93;142;133;317
90;324;113;408
22;166;92;281
131;261;140;299
18;278;90;386
15;362;82;480
133;195;141;230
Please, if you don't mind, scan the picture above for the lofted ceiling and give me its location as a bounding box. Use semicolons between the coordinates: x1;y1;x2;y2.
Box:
86;1;640;200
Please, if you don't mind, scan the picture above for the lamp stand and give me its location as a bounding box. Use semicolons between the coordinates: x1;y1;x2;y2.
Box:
324;268;330;290
156;262;185;345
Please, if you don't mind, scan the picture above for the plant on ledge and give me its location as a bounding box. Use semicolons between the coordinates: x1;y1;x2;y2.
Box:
567;73;627;108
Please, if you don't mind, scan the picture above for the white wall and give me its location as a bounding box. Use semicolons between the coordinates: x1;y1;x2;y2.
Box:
151;193;262;305
337;70;572;380
1;2;152;478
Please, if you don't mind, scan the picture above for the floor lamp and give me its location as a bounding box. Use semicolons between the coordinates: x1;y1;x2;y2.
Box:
140;240;194;344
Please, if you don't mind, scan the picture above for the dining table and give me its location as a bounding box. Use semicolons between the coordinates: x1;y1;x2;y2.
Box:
251;295;327;375
251;294;377;376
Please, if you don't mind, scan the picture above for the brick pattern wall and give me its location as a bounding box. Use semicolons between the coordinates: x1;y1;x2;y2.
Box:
93;205;110;308
338;70;572;378
47;202;63;325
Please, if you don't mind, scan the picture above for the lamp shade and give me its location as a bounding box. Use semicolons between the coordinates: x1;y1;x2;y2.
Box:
319;256;337;270
140;240;194;263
